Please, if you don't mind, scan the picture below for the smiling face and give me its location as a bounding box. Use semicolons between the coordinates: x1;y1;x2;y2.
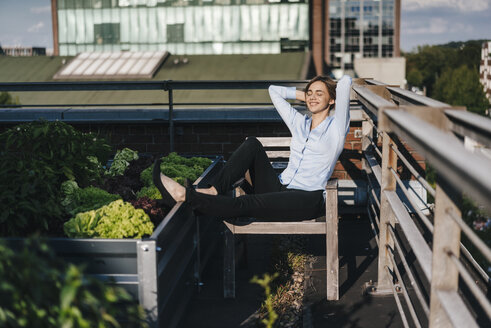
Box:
306;81;335;114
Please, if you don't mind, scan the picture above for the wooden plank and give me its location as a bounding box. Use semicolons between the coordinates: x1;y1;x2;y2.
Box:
429;185;462;327
223;221;326;234
377;134;398;291
257;137;291;147
325;180;339;300
435;290;478;328
384;190;432;282
265;150;290;158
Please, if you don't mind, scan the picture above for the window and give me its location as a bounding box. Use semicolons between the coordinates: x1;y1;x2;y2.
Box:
167;24;185;43
94;23;120;45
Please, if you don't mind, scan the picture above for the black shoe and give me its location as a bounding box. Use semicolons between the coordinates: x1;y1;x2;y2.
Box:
153;159;176;208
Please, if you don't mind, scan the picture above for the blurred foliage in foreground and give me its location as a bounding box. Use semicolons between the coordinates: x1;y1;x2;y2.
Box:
0;238;147;327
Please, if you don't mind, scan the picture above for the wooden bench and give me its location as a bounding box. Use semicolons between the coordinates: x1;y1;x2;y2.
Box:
223;137;339;300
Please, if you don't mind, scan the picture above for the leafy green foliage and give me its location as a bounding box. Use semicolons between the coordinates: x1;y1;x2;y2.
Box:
250;273;279;328
434;65;489;114
61;180;121;216
64;200;154;239
0;120;111;236
136;185;162;200
0;238;146;328
105;148;139;177
141;152;212;186
404;41;490;115
406;68;423;88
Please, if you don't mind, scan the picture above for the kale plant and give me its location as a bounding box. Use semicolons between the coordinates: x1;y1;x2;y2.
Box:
105;148;139;177
140;152;212;186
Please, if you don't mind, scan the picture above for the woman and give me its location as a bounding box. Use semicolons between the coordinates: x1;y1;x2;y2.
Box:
153;75;352;221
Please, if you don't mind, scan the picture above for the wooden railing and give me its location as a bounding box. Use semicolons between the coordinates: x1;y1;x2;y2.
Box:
354;79;491;327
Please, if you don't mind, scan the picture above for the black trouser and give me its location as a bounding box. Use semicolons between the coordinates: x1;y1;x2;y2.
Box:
185;137;325;221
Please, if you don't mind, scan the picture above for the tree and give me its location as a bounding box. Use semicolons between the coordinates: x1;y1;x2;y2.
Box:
406;68;423;88
433;65;489;115
405;45;453;96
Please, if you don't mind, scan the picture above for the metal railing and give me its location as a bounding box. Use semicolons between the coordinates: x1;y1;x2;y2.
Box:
0;80;308;153
354;80;491;327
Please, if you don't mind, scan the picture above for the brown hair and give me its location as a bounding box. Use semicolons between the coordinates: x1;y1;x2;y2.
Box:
304;75;337;104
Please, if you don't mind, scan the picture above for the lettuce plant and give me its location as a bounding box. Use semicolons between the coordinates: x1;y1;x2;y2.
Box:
64;200;154;239
61;180;121;216
136;185;162;200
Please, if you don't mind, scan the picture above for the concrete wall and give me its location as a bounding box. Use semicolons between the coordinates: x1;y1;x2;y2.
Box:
354;57;406;87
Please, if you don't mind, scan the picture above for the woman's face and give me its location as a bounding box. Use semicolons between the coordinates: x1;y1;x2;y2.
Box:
306;81;335;114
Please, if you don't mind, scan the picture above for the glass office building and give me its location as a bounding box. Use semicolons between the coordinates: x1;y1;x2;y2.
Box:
53;0;310;56
328;0;396;70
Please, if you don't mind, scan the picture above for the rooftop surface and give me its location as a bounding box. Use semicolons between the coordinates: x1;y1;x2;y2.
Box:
0;53;308;106
180;216;405;328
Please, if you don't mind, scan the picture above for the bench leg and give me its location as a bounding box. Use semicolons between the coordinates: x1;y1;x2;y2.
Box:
326;186;339;300
223;228;235;298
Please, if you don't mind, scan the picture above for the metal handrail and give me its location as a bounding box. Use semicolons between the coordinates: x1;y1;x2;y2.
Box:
389;142;436;198
446;209;491;264
445;109;491;148
447;251;491;317
0;80;308;92
365;79;449;107
0;80;309;153
386;243;423;328
388;225;430;317
383;110;491;213
389;167;434;233
385;265;411;328
355;81;491;327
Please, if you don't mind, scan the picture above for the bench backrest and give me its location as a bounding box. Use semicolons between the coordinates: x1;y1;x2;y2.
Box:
257;137;290;169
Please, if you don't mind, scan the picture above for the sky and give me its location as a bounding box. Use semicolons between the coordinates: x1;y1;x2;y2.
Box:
0;0;489;53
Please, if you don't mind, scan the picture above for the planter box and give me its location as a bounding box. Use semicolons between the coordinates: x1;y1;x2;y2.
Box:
5;157;224;328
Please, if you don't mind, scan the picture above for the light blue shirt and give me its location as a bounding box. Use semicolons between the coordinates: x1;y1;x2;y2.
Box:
268;75;352;192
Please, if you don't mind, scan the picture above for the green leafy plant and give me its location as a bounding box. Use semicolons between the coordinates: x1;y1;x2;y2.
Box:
105;148;139;177
251;273;279;328
64;200;154;239
61;180;121;216
140;152;212;186
0;120;112;236
136;186;162;200
0;238;146;327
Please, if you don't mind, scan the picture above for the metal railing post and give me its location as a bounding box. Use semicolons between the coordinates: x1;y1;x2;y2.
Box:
374;131;398;294
137;240;159;328
429;184;461;327
168;87;174;153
